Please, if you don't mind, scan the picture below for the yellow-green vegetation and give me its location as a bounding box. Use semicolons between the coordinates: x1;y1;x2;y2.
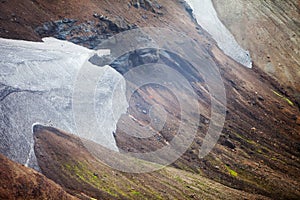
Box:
174;176;184;183
233;132;273;156
272;90;294;106
63;160;165;199
232;132;256;145
225;165;238;177
257;149;262;154
271;157;285;164
63;161;120;198
130;190;141;196
37;125;287;199
64;161;99;185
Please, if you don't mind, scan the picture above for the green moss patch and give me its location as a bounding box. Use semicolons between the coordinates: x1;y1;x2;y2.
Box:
225;165;238;177
130;190;141;196
272;90;294;106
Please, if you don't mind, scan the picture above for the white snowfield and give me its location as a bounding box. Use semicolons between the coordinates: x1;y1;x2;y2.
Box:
0;37;127;169
186;0;252;68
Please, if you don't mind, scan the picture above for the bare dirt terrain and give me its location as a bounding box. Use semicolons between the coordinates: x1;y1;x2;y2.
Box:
34;125;269;200
0;0;300;199
213;0;300;105
0;153;78;200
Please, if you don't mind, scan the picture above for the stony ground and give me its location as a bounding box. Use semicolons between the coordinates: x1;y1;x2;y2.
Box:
34;125;269;200
0;0;299;199
213;0;300;105
0;153;78;200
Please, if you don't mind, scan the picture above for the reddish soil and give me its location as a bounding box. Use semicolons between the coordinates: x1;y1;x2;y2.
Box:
0;0;299;199
0;153;78;200
33;125;270;200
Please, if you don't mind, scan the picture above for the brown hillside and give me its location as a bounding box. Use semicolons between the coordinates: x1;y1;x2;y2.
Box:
34;124;269;200
0;153;78;200
0;0;299;199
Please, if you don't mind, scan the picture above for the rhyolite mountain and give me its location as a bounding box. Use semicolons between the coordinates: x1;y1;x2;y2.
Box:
213;0;300;106
0;153;79;200
0;0;299;199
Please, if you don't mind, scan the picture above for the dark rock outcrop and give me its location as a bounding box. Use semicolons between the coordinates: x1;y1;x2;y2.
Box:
179;0;196;22
35;17;136;49
130;0;162;13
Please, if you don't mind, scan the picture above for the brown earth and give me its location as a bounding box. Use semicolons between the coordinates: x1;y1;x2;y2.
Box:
0;0;209;43
0;0;300;199
34;124;269;200
213;0;300;105
0;153;78;200
114;46;300;199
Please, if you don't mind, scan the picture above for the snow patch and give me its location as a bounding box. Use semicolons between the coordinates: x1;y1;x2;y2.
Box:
185;0;252;68
0;37;127;168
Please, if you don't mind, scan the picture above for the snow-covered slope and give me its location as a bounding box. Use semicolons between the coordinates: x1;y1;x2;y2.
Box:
186;0;252;68
0;37;126;169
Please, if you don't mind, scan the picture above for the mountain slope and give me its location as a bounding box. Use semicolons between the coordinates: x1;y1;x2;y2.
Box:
33;124;269;200
0;153;78;200
213;0;300;106
0;0;299;199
